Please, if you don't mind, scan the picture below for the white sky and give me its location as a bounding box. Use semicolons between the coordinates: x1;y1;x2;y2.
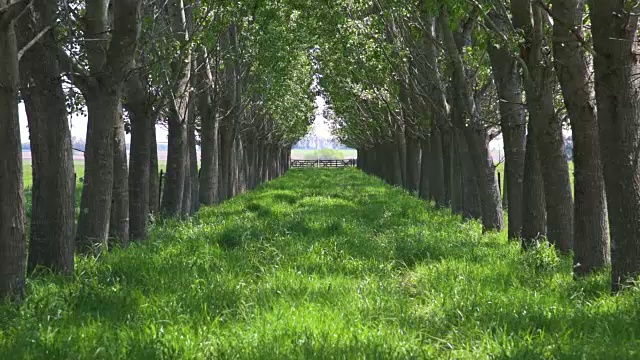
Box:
312;96;331;138
18;95;331;144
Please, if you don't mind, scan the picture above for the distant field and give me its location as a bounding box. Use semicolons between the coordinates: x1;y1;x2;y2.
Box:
22;160;85;189
291;149;357;160
22;158;167;188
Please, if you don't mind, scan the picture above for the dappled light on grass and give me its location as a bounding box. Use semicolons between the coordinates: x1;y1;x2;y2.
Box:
2;168;639;358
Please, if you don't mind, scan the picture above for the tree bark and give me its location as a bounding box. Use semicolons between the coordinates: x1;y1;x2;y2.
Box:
456;129;482;221
406;132;421;194
0;0;28;299
487;15;527;239
219;127;235;200
197;55;219;205
189;117;199;214
419;135;430;200
125;73;153;241
17;0;74;274
76;0;142;252
511;0;573;252
109;108;129;246
181;102;195;216
161;0;192;217
441;10;504;231
521;122;547;247
450;138;464;215
149;124;159;216
589;0;640;291
77;91;119;251
162;110;187;216
395;125;408;187
552;0;609;275
429;126;446;206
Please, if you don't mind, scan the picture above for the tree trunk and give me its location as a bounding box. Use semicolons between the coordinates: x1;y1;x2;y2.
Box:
419;135;430;200
76;0;142;252
198;107;219;204
450;139;464;215
0;3;27;299
391;142;403;187
552;0;609;275
149;124;159;215
17;0;74;274
395;126;408;187
188;109;199;214
77;91;119;251
162;0;192;217
429;126;446;207
162;111;187;217
512;0;573;252
456;129;482;221
442;128;454;206
589;0;640;291
406;133;421;194
235;136;246;195
181;104;195;216
466;127;505;231
126;75;152;241
441;10;503;230
521;123;547;247
260;142;269;184
488;19;527;239
219;125;235;201
109;107;129;246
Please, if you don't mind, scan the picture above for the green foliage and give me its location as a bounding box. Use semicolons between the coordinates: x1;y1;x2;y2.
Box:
3;169;638;359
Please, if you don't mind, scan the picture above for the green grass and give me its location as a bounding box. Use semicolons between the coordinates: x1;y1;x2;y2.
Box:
291;148;357;159
22;160;167;189
22;160;85;190
2;168;639;359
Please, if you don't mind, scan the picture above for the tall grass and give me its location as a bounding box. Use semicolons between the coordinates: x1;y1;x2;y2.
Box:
1;168;638;359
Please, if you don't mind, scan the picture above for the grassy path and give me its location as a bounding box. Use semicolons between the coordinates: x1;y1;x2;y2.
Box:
1;169;639;359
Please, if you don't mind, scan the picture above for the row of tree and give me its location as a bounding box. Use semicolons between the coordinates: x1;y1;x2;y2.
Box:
0;0;313;300
319;0;638;292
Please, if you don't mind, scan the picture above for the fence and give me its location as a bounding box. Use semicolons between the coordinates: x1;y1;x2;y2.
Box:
290;159;357;168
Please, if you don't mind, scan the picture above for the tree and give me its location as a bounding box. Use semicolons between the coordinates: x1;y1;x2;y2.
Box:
549;0;609;274
74;0;143;251
511;0;573;252
0;0;30;300
589;0;640;291
18;0;75;273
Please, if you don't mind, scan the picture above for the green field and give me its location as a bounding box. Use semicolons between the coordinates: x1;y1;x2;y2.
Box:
22;160;168;189
22;160;85;190
291;148;357;159
2;168;638;359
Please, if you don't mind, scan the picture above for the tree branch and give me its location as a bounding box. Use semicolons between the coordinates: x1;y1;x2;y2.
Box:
17;25;50;60
56;49;92;95
0;0;32;27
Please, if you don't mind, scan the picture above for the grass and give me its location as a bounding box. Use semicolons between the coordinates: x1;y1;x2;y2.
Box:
22;160;85;190
2;168;639;359
22;160;168;189
291;148;357;159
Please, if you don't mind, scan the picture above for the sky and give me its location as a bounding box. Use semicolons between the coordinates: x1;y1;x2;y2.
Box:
18;95;332;144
